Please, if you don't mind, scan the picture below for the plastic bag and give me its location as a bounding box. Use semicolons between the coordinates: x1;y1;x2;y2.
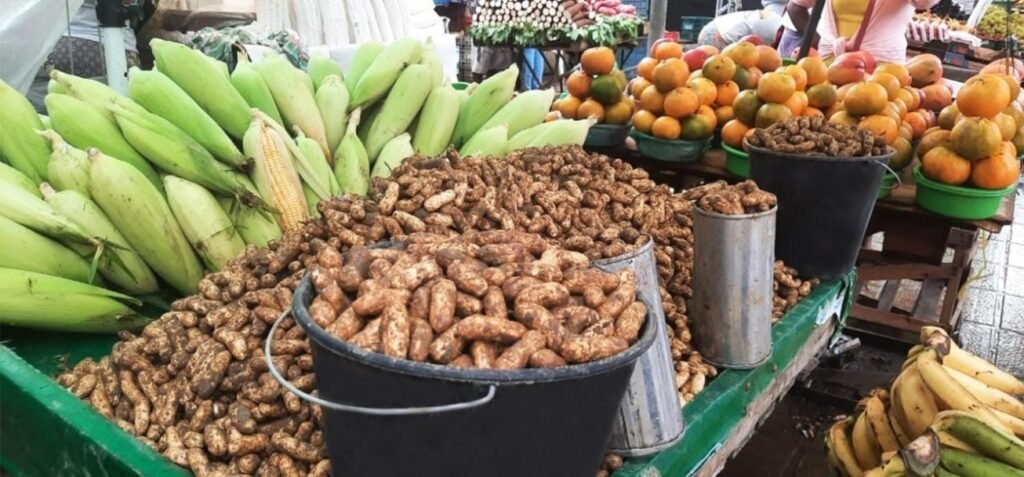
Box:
0;0;86;93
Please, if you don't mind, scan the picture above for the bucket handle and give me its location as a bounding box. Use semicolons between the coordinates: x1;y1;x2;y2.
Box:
264;310;497;416
877;161;904;191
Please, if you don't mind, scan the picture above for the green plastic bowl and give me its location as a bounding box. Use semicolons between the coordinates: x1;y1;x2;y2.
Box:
451;82;470;91
913;166;1015;220
723;143;749;178
877;171;898;200
585;123;630;147
782;57;797;66
629;129;711;163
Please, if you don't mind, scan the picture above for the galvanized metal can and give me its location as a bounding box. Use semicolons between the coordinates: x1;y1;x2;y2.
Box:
691;206;777;369
595;239;685;456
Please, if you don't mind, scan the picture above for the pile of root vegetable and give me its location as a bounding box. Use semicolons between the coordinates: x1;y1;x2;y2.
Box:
57;145;815;476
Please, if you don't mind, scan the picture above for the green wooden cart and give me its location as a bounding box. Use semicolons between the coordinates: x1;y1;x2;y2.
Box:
0;274;854;477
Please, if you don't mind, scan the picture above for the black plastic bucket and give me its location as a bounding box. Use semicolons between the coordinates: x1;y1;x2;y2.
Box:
274;276;657;477
747;144;892;280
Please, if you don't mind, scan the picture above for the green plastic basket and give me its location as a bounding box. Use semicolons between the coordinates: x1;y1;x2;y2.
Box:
723;143;749;178
585;123;630;147
877;171;898;200
913;167;1015;220
630;129;711;163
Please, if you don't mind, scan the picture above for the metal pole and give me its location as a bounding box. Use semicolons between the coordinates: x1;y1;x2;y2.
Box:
649;0;667;44
798;0;827;60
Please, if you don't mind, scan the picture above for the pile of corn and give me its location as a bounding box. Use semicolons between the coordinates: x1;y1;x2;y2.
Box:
0;37;592;333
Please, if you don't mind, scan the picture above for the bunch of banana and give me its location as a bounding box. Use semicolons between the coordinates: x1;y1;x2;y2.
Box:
826;326;1024;476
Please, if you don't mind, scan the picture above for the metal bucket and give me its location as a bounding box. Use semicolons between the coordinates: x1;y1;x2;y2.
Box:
691;206;777;369
593;239;685;456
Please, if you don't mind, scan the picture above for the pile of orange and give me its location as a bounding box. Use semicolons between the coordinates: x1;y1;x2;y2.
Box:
553;46;632;125
628;41;717;141
721;55;833;149
919;72;1021;189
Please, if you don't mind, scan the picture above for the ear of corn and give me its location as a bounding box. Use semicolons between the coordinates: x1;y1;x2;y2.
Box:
460;125;508;157
0;178;97;245
0;268;148;333
41;184;159;294
345;41;386;96
0;215;95;284
0;162;42;198
334;108;370;196
164;176;246;271
88;151;204;295
150;38;252;139
258;55;331;160
315;75;349;157
48;79;67;95
110;101;262;206
308;54;345;91
127;68;248;169
217;196;281;248
296;129;342;197
363;64;432;163
419;39;444;90
45;94;163;192
478;88;555;138
371;133;413;179
39;114;51;129
243;113;310;232
508;117;596;151
351;38;424;108
49;70;120;123
38;130;90;197
0;79;50;182
231;54;284;126
411;86;461;156
451;65;519;147
302;184;322;217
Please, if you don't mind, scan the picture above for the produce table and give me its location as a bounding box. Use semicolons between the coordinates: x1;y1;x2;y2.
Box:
615;273;854;477
0;271;853;477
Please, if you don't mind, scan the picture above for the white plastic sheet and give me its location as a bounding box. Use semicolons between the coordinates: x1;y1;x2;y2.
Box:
0;0;85;93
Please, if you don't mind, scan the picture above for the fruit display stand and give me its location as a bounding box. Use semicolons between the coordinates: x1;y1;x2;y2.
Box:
0;270;852;476
615;273;854;477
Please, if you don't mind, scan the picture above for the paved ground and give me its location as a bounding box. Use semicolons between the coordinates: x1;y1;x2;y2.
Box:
958;191;1024;378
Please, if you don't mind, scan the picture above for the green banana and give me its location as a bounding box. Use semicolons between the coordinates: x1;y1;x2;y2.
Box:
940;447;1024;477
933;410;1024;470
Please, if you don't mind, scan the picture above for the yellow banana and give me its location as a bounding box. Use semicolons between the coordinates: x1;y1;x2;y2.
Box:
866;395;902;453
899;365;941;438
993;408;1024;438
922;326;1024;395
935;429;979;453
827;417;864;477
945;365;1024;419
853;411;883;469
889;403;912;447
917;348;1010;434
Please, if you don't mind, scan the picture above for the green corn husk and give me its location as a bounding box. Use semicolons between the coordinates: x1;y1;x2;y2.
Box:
0;79;50;182
218;195;281;248
164;176;246;272
308;54;345;91
350;38;424;108
419;39;444;90
315;75;349;156
372;133;414;179
38;130;90;196
345;41;386;96
362;64;432;163
0;215;95;284
0;268;148;333
334;108;370;196
412;86;461;156
258;55;331;160
231;54;284;126
450;65;518;147
0;162;42;198
477;88;556;138
0;178;97;245
460;125;508;157
507;118;596;151
296;129;341;197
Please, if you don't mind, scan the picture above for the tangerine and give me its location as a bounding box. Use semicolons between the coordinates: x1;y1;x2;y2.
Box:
957;75;1011;118
992;112;1017;141
577;99;606;121
938;104;960;130
757;72;796;103
951;117;1003;160
566;71;592;98
688;77;718;106
681;114;715;140
639;85;666;115
921;146;971;185
664;87;700;119
806;83;837;108
732;89;763;126
715;81;740;107
868;72;902;101
798;57;829;86
721;119;750;147
557;95;582;119
605;100;633;125
844;82;888;116
780;65;808;91
756;45;782;73
971;142;1021;189
916;130;951;159
581;46;616;75
652;116;682;139
629;77;653;99
637;57;658;81
755;102;793;128
891;137;914;170
653;42;683;61
632;109;657;133
859;115;899;144
697;104;718;130
723;41;759;69
702;55;737;85
653;58;690;93
715;105;735;124
875;63;912;87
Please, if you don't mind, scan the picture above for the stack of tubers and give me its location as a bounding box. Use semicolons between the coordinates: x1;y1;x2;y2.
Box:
57;145;815;475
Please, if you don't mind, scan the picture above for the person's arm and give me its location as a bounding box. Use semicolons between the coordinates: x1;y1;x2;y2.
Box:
908;0;940;9
786;1;812;34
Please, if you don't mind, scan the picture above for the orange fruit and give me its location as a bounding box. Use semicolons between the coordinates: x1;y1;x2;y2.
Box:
652;58;690;93
757;72;796;103
652;116;682;140
566;71;592;98
938;104;960;130
577;99;606;121
581;46;615;75
829;110;859;126
992;112;1017;141
746;66;763;89
557;95;582;119
780;65;808;91
629;77;653;99
633;109;657;133
903;111;928;140
875;63;912;87
653;42;683;60
892;100;908;120
859;115;899;145
844;82;888;116
951;117;1003;160
1004;102;1024;126
957;75;1011;118
639;85;666;115
899;122;914;142
806;83;837;109
681;114;715;140
972;142;1021;189
797;57;828;86
783;94;804;116
687;77;718;106
868;72;902;101
743;127;758;150
921;146;971;185
702;55;737;85
755;102;793;128
994;73;1021;101
802;107;824;117
732;89;763;126
917;129;952;159
723;41;759;69
756;45;782;73
897;87;921;111
715;81;740;107
637;57;658;81
891;137;914;170
715;105;735;124
605;100;633;125
697;104;718;130
721;119;750;148
664;87;700;119
921;84;953;111
836;83;856;102
1015;125;1024;152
